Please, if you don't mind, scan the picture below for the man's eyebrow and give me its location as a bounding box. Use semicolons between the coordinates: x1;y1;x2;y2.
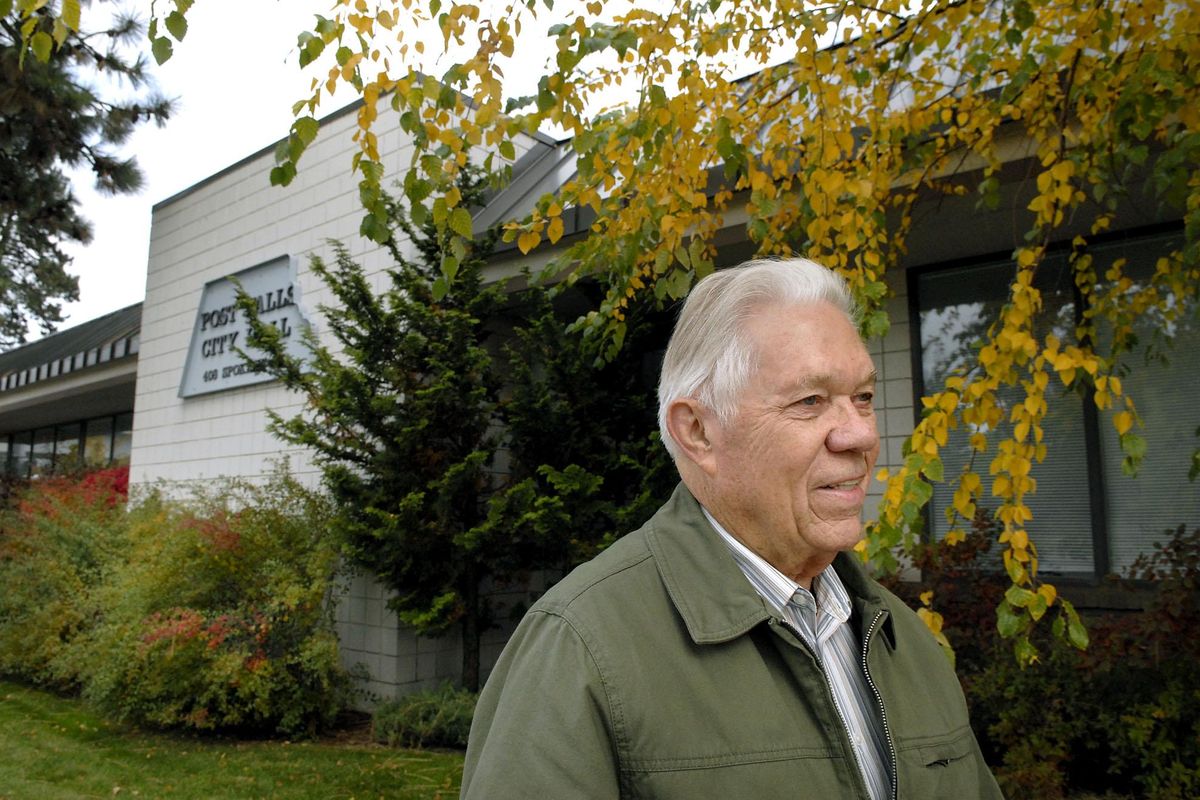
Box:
791;374;832;392
787;370;877;393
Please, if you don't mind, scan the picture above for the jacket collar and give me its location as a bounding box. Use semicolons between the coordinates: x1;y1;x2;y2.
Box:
645;482;893;647
833;549;897;651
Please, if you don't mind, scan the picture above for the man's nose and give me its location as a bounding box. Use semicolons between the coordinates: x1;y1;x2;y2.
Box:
826;399;878;453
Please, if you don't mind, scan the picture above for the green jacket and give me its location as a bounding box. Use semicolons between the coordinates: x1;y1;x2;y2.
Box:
463;485;1003;799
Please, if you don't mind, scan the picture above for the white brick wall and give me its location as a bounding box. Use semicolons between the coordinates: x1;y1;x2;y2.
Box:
333;572;465;701
133;109;369;490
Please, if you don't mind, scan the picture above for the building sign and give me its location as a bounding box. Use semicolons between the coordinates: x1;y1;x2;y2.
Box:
179;256;311;397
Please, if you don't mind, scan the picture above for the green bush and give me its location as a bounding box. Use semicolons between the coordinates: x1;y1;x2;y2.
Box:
372;684;477;749
0;467;130;687
891;523;1200;800
66;474;353;737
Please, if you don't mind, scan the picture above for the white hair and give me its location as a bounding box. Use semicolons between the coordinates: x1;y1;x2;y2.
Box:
657;257;860;460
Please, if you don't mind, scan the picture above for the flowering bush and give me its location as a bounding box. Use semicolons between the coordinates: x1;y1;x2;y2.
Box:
0;466;130;686
70;475;353;737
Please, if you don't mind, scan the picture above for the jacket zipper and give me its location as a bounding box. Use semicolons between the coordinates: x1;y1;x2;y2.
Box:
861;611;898;800
777;618;875;800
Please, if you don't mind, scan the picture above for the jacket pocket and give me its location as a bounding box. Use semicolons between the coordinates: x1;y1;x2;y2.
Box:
894;726;987;798
623;747;858;799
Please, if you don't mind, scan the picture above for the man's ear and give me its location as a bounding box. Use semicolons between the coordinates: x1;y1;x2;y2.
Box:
665;398;719;477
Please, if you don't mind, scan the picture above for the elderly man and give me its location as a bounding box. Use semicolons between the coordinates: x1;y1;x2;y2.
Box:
463;258;1003;798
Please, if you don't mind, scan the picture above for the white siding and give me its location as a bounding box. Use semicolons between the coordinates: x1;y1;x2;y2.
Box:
865;271;916;519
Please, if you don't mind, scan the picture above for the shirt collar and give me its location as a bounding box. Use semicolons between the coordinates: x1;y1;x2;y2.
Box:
702;506;852;625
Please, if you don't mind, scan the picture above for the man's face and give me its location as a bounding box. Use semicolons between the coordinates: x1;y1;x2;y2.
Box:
705;301;880;580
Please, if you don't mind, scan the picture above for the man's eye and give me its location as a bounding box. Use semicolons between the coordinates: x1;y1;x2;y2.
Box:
855;392;875;406
798;395;822;406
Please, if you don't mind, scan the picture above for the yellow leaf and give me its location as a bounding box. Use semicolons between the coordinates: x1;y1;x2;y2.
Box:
1017;248;1040;268
1050;160;1074;181
1114;411;1133;436
547;216;565;244
917;607;945;636
1037;583;1057;605
517;231;540;254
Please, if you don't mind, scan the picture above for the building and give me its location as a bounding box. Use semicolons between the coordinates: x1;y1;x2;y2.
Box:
5;91;1195;698
0;302;139;478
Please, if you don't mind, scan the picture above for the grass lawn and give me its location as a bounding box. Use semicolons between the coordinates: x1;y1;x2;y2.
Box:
0;681;464;799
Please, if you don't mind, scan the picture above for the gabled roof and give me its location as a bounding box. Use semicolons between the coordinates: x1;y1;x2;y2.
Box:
0;303;141;393
475;137;577;233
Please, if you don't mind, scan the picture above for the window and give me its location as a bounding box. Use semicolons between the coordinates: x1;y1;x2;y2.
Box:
31;427;54;477
112;413;133;465
1;413;133;477
1093;255;1200;573
84;417;114;466
9;432;32;477
54;422;82;472
914;229;1199;578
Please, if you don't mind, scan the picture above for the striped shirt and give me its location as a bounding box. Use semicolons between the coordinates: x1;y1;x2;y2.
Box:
704;508;892;800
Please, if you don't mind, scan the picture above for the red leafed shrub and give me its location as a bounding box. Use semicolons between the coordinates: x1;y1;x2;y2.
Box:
0;468;130;687
1;468;355;738
79;465;129;503
68;473;355;737
11;465;129;518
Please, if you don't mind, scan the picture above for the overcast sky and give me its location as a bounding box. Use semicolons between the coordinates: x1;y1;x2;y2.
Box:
57;0;343;333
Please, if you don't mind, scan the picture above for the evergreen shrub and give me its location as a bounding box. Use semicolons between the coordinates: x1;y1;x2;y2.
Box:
238;166;676;691
372;683;477;749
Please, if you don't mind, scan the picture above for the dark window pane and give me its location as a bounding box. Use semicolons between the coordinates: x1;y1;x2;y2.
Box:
54;422;82;473
10;431;32;477
112;413;133;465
31;427;54;478
84;417;114;466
